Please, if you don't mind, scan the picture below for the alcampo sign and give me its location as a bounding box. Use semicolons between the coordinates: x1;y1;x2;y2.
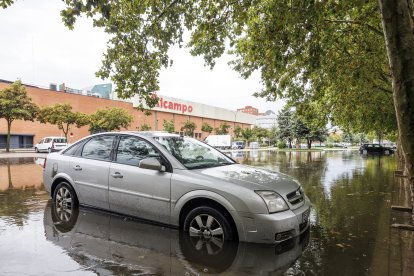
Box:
156;96;193;114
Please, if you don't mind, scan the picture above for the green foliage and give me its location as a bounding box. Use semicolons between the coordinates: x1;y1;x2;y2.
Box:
233;125;242;138
0;80;38;151
201;122;213;134
0;0;14;9
215;123;230;135
277;107;294;147
328;133;342;143
182;121;196;136
163;119;175;133
241;128;253;141
37;104;89;139
89;107;133;133
277;141;287;149
139;123;151;131
251;127;270;142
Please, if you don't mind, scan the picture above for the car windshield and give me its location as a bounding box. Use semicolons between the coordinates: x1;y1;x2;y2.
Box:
154;136;235;169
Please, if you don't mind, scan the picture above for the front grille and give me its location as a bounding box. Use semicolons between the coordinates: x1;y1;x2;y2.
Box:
299;220;308;232
286;188;304;205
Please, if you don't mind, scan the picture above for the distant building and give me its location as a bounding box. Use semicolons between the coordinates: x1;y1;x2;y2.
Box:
258;110;275;116
255;114;278;129
89;83;113;99
237;105;259;115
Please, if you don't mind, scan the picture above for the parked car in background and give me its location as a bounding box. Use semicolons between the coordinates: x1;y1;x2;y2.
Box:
43;131;311;244
205;134;232;149
35;137;68;153
232;140;245;149
359;143;394;155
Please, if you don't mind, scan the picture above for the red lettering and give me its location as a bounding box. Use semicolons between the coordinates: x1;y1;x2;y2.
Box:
158;97;163;108
168;102;173;109
163;100;168;108
188;106;193;113
174;103;181;111
182;105;187;113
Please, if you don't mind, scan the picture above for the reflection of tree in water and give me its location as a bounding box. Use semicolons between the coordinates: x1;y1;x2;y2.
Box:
0;158;46;227
242;151;397;275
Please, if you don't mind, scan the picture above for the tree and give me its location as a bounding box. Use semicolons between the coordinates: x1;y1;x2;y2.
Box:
0;80;38;152
277;107;294;148
241;128;253;142
378;1;414;215
182;121;196;137
37;104;89;139
89;107;132;133
252;127;270;143
163;119;175;133
201;122;213;134
215;123;231;135
233;125;242;138
138;123;151;131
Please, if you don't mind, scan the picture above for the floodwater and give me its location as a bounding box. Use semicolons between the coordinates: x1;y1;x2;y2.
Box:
0;151;401;275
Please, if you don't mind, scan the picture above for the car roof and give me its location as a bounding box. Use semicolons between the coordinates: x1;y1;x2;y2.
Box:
118;131;181;138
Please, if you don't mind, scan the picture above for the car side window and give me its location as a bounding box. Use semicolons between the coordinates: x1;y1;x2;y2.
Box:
81;136;115;161
116;136;160;166
39;139;44;144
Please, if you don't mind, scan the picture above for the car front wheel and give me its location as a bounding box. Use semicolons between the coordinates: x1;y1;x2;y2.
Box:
184;206;235;242
35;147;39;153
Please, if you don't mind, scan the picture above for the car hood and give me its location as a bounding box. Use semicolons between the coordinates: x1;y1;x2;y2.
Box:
195;164;300;195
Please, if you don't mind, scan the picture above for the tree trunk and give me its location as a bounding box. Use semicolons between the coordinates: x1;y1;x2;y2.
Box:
378;0;414;220
6;120;11;152
307;139;312;149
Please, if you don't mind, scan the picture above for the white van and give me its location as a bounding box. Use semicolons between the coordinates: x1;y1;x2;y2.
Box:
34;137;68;153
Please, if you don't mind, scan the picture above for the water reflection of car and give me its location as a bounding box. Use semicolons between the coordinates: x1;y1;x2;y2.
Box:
43;131;311;244
231;141;245;149
359;143;394;155
43;202;309;275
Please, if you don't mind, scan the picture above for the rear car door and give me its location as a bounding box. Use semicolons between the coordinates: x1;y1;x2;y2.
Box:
70;135;115;210
109;135;172;224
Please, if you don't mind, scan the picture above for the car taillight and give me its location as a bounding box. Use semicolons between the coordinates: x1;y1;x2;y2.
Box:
43;158;47;169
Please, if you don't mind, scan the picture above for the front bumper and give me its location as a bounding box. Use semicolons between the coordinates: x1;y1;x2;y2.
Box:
236;196;311;244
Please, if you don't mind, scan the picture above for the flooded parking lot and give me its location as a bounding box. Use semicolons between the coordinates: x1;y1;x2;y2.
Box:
0;151;410;275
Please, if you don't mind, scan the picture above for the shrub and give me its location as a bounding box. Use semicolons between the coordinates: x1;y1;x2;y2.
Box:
277;141;287;149
327;143;334;148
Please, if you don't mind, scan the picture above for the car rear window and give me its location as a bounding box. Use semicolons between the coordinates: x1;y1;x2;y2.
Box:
53;138;67;143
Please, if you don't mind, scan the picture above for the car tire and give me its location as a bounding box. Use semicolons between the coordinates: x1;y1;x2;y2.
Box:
53;182;79;210
35;147;39;153
184;206;236;241
48;148;52;153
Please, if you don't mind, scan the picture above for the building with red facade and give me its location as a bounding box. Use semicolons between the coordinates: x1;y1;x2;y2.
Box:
237;105;259;116
0;80;257;148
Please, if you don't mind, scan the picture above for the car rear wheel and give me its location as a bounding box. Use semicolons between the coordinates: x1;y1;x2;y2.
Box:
34;147;39;153
48;148;52;153
184;206;235;242
53;182;78;210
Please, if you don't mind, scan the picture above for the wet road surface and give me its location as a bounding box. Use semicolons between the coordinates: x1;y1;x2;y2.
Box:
0;151;407;275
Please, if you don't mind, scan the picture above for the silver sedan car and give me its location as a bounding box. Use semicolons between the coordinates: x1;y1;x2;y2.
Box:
43;131;311;244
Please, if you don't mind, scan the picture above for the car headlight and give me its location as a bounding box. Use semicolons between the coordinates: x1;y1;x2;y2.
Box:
256;191;289;213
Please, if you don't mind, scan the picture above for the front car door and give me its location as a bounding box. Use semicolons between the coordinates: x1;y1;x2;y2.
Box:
109;135;172;224
70;135;115;210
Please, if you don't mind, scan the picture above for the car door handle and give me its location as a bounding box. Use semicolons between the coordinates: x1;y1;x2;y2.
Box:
73;165;82;171
111;172;123;179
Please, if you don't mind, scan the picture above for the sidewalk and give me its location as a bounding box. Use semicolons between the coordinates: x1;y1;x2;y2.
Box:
0;151;47;158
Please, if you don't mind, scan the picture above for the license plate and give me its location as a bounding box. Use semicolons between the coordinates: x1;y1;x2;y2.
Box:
302;208;310;223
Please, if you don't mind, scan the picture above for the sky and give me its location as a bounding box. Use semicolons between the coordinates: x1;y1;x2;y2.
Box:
0;0;285;113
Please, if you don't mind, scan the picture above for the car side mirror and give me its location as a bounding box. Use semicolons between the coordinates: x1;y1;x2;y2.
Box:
139;158;166;172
